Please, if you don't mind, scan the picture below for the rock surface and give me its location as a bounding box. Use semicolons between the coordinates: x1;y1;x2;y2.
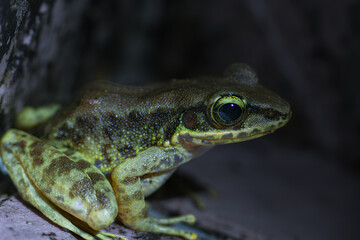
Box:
0;194;264;240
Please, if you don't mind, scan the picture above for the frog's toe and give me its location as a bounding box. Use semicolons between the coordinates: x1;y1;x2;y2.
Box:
132;217;197;240
153;214;196;225
95;231;128;240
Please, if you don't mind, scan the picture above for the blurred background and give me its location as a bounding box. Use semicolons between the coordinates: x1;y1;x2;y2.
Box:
1;0;359;239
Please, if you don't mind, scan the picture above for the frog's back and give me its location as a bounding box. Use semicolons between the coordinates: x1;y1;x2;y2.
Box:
42;81;192;172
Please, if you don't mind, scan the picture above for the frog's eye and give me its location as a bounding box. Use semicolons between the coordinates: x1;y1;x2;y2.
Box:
210;95;247;126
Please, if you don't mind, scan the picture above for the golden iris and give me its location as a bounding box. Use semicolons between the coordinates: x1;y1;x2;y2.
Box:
210;95;247;126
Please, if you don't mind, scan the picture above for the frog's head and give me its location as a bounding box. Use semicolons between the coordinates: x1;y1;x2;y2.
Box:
171;63;291;150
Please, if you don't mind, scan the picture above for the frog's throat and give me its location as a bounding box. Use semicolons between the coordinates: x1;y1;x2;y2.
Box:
171;121;288;146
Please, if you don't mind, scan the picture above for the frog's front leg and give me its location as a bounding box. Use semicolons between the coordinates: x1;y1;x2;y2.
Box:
0;129;121;240
111;147;197;240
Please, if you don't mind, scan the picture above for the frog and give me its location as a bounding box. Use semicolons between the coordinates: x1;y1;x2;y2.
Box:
0;63;291;240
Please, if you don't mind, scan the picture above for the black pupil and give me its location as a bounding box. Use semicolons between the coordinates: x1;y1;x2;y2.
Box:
218;103;242;123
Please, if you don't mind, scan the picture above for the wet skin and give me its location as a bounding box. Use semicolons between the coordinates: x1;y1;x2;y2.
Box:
0;63;291;239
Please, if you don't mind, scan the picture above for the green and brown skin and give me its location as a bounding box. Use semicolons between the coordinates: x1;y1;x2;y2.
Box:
0;63;291;240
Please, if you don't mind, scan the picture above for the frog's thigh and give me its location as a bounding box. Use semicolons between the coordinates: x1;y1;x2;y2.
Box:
1;140;105;240
0;129;118;231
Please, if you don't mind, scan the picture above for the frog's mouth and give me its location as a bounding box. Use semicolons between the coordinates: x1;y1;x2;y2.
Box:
177;129;275;145
173;120;288;146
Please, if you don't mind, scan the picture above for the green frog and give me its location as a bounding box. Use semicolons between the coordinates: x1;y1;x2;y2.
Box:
0;63;291;240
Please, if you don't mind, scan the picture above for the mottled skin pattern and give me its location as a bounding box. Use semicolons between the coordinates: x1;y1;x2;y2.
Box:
0;63;291;240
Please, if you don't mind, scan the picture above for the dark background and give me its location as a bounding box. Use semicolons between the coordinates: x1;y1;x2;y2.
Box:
1;1;359;239
55;0;360;167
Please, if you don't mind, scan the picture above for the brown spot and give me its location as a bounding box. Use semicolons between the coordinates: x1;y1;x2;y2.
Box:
96;190;111;208
45;156;79;177
29;142;44;158
131;191;143;201
55;196;65;202
77;159;92;170
264;125;276;131
151;159;167;171
87;172;106;185
75;116;98;130
33;156;44;166
182;111;198;130
107;113;120;127
12;140;26;152
128;111;144;123
122;191;143;202
178;133;193;144
221;133;233;139
159;158;170;168
251;128;260;134
150;109;171;131
69;177;93;199
173;154;183;166
123;177;138;185
29;141;45;149
103;127;114;141
237;132;247;138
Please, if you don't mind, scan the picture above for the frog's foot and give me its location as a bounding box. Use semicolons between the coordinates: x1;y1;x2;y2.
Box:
14;104;61;130
95;231;128;240
132;216;197;240
152;214;196;225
